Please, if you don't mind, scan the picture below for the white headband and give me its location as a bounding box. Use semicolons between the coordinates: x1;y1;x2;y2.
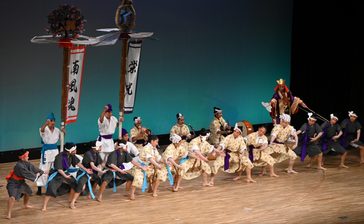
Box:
279;113;291;123
92;141;102;150
170;134;182;144
330;114;339;121
234;123;242;133
118;143;127;149
307;112;316;121
65;146;77;153
201;133;210;142
348;111;358;118
134;117;142;124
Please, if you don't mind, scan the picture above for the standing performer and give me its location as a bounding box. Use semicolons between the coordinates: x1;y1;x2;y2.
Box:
42;143;91;211
130;135;167;199
294;113;326;170
340;111;364;164
98;104;119;163
181;129;214;186
130;116;151;149
6;151;45;219
209;107;231;146
216;124;255;183
320;114;347;168
37;112;64;195
245;126;278;177
96;139;144;202
267;114;298;174
170;113;192;141
70;141;106;209
267;78;308;124
163;134;189;192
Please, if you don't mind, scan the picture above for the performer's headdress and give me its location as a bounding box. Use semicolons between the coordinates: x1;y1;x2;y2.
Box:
106;104;113;112
234;123;242;133
19;151;29;160
176;113;183;120
307;113;317;121
199;128;210;142
280;113;291;123
64;142;77;153
92;141;102;151
348;111;358;118
133;116;142;124
47;112;56;121
274;78;289;92
122;128;128;136
170;134;182;144
214;107;222;114
118;139;127;150
330;114;339;121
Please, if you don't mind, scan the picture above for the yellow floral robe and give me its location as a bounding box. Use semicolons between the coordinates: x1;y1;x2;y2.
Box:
217;134;253;174
180;137;213;180
170;123;191;148
267;124;297;163
162;143;189;175
132;143;167;189
246;132;275;166
209;117;228;146
130;126;148;149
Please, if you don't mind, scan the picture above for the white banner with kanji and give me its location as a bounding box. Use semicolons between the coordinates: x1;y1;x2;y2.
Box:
66;46;86;124
124;41;142;113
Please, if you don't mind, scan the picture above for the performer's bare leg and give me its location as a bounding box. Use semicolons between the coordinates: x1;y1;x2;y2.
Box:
245;167;256;183
202;172;212;186
269;165;279;177
209;173;216;186
126;180;132;192
41;196;51;211
69;191;80;209
360;146;364;164
317;153;327;170
233;169;243;181
306;157;313;168
23;194;33;208
68;188;75;203
173;174;182;192
259;166;267;176
339;151;349;168
152;180;160;197
130;186;136;200
6;197;15;219
287;159;298;174
88;183;98;199
96;181;108;202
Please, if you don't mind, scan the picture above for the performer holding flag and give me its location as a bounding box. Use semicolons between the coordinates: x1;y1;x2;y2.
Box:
36;112;64;195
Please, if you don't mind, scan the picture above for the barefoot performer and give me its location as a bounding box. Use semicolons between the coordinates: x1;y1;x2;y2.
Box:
6;151;45;219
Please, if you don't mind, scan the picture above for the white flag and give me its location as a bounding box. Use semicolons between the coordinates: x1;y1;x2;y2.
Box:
124;41;142;113
66;46;86;124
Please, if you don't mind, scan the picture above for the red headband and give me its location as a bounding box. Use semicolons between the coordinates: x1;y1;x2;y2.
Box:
19;151;29;160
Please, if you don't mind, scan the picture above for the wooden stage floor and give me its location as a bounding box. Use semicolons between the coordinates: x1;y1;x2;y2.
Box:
1;151;364;224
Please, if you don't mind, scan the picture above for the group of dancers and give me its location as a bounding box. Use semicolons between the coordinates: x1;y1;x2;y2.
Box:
5;79;364;219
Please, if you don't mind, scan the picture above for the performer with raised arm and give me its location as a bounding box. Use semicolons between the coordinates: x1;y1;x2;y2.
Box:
216;124;255;183
6;151;45;219
340;111;364;164
98;104;121;163
42;143;91;211
37;112;64;195
263;78;308;124
267;114;298;174
245;126;278;177
320;114;347;168
209;107;231;146
130;116;150;149
294;113;326;170
70;141;106;208
130;135;167;199
170;113;192;141
163;134;189;192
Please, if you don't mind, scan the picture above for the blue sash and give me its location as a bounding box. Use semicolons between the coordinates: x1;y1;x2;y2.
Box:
166;165;174;186
41;144;58;164
140;162;148;192
76;169;95;199
179;156;189;165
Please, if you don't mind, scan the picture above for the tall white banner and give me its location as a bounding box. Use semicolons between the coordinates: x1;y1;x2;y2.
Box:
66;46;86;124
124;41;142;113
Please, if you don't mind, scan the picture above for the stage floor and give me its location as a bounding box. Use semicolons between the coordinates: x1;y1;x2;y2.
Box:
1;151;364;224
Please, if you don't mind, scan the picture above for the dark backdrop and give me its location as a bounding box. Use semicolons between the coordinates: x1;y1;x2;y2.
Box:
290;0;364;129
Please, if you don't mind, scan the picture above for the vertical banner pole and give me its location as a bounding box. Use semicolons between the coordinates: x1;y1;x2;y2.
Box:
119;37;128;139
60;47;71;151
